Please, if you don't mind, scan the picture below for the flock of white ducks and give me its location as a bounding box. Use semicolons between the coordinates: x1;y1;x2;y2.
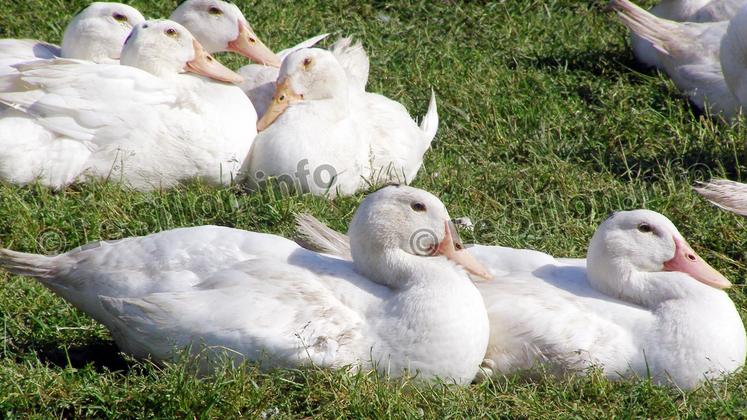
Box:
0;0;436;194
0;0;745;391
295;207;745;389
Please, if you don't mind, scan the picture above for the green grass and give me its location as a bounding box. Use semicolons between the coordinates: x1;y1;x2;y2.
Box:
2;0;747;417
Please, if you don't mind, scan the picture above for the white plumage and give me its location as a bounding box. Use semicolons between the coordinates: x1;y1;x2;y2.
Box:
246;47;437;196
0;20;255;190
626;0;747;68
0;186;491;384
0;2;145;75
609;0;747;118
294;210;746;389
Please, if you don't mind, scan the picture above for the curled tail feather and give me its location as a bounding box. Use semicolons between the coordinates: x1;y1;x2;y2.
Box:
420;89;439;146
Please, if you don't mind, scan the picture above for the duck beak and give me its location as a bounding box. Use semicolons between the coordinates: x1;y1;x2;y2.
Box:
663;236;731;289
228;22;281;67
256;77;303;132
436;221;493;280
186;39;244;84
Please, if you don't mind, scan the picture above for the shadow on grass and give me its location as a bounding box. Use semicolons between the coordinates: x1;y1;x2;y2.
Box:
516;48;637;78
29;340;131;373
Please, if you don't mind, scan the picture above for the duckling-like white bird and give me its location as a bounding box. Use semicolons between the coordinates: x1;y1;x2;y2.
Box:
627;0;746;68
0;185;491;384
170;0;279;67
0;20;255;190
247;47;436;196
609;0;747;119
295;210;746;389
0;2;145;74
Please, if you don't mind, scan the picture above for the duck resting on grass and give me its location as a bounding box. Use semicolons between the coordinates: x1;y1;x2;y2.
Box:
0;20;256;191
295;209;746;389
0;2;145;74
0;185;491;384
245;47;437;197
608;0;747;119
624;0;747;68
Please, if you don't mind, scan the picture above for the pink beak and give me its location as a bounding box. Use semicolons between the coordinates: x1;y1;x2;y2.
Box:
663;236;731;289
436;221;493;280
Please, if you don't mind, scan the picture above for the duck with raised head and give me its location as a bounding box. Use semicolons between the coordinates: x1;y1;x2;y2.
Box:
0;2;145;74
248;47;437;196
0;20;255;190
0;185;491;384
295;210;746;389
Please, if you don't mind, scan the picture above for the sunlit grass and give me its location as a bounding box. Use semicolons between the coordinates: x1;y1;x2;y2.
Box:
1;0;747;416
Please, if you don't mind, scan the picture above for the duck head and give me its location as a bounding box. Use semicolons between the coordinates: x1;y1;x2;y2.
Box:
170;0;279;67
257;48;348;131
119;19;243;83
586;209;729;305
347;185;491;288
60;2;145;63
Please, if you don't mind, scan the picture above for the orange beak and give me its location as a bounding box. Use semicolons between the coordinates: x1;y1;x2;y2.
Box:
436;221;493;280
227;22;281;67
256;77;303;132
663;236;731;289
186;39;244;84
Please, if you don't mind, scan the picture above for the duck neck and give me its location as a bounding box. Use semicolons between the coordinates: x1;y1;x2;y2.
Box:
303;86;350;124
589;258;721;308
351;246;458;290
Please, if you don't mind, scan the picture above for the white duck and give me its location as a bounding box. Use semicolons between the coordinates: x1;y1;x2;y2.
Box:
0;2;145;74
247;48;436;196
627;0;746;68
295;210;746;389
609;0;747;119
0;185;491;384
0;20;255;190
169;0;279;67
240;35;368;118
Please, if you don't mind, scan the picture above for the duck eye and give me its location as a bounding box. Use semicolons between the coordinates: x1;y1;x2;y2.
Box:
303;57;313;67
165;28;178;38
411;202;426;212
113;13;128;22
208;6;223;15
637;223;653;233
